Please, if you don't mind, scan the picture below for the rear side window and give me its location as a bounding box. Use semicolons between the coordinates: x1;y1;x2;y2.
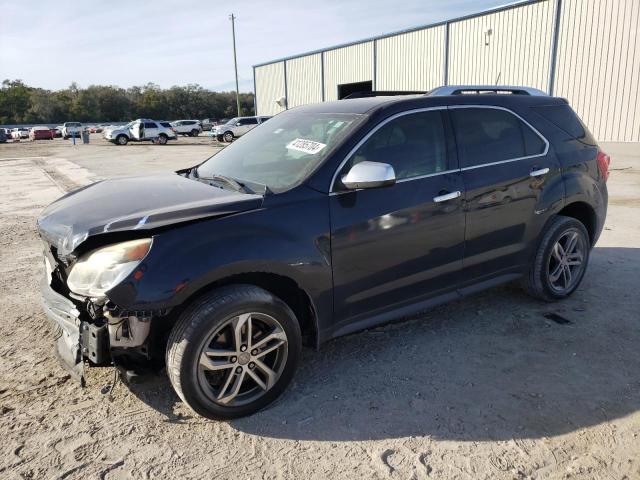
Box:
346;110;448;180
451;108;546;168
242;118;259;125
531;104;597;145
160;122;171;128
144;122;157;128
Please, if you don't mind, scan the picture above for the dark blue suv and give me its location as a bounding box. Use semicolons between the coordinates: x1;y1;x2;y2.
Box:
38;86;610;419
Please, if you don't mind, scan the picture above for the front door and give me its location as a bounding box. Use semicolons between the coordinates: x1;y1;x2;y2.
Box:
449;106;562;281
330;108;465;330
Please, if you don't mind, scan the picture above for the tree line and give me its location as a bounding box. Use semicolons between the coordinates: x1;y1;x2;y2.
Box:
0;79;255;125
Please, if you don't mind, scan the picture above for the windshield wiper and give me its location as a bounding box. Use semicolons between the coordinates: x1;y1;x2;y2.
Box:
195;171;252;193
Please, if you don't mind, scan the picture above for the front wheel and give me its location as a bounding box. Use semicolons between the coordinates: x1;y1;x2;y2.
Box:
166;285;302;420
223;131;234;143
522;215;591;301
116;135;128;145
191;129;199;137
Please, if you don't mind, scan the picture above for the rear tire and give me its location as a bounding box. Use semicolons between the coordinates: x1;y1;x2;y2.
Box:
522;215;590;301
166;285;302;420
158;134;168;145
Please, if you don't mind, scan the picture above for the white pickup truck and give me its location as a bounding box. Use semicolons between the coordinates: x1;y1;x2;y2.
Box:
61;122;83;139
103;119;178;145
171;120;202;136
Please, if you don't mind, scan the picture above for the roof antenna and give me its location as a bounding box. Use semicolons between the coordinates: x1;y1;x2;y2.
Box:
495;72;501;85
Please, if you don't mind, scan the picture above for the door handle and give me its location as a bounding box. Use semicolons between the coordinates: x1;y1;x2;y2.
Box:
530;167;550;177
433;191;461;203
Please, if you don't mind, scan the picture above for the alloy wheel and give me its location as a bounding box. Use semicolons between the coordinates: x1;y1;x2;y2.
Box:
547;229;586;293
196;312;288;407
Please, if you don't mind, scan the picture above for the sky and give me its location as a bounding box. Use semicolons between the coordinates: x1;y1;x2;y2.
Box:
0;0;517;93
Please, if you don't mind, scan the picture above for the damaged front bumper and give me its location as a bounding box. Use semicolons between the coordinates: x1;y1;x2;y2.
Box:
41;276;86;384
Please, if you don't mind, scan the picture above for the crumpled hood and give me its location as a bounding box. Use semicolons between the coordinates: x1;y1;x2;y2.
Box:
37;173;263;259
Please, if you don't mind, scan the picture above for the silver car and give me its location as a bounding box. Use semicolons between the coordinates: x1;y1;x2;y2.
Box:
211;116;271;142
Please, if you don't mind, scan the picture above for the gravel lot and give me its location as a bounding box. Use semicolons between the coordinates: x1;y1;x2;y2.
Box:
0;137;639;479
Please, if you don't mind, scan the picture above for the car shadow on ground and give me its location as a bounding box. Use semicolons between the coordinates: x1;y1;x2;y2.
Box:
127;246;640;441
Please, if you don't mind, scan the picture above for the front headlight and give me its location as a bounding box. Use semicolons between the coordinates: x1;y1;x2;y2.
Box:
67;238;152;297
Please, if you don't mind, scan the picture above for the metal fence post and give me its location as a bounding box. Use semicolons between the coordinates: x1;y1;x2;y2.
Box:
548;0;563;95
443;22;450;86
372;39;377;91
320;51;325;102
283;60;289;109
253;66;258;115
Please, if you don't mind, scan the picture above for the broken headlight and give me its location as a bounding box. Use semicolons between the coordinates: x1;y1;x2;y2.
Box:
67;239;152;297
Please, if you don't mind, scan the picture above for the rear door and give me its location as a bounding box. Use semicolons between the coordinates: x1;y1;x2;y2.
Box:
143;121;159;139
330;108;465;327
449;105;561;283
237;117;258;136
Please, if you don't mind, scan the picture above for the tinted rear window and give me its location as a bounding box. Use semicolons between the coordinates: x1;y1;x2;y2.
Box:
451;108;546;168
531;104;597;145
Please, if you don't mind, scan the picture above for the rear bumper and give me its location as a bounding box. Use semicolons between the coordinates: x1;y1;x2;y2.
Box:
41;276;85;383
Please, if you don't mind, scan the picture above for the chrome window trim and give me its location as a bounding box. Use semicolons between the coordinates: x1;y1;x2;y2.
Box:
328;104;550;195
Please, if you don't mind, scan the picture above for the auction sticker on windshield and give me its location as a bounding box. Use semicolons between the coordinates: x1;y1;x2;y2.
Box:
286;138;326;155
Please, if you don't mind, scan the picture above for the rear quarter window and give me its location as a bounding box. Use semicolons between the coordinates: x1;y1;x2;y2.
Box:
450;107;546;168
531;104;597;145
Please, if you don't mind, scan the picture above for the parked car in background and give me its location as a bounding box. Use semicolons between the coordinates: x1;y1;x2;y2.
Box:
11;128;29;139
212;116;271;142
103;119;178;145
171;120;202;137
0;129;6;143
88;126;103;134
30;126;54;140
62;122;83;139
51;127;63;138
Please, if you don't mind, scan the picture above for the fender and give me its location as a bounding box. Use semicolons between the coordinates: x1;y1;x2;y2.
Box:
106;188;334;335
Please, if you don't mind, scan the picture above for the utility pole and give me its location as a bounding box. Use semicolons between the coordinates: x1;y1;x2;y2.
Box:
229;13;241;116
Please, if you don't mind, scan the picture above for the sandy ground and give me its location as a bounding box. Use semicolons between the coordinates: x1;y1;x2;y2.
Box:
0;137;639;480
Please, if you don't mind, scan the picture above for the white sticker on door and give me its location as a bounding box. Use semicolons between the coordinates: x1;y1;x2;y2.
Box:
286;138;327;155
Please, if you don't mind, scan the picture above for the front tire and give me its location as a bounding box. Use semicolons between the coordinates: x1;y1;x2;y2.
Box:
166;285;302;420
191;129;199;137
116;135;128;146
223;131;234;143
522;215;590;301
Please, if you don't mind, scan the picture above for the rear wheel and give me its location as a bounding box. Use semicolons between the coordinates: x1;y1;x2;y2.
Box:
166;285;302;420
157;134;168;145
522;215;590;301
116;135;128;146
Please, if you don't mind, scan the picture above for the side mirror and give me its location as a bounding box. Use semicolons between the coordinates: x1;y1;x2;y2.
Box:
341;161;396;190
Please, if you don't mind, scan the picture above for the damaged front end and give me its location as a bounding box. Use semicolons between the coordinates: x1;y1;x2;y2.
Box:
40;239;166;385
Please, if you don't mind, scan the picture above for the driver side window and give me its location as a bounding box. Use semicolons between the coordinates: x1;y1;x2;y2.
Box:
344;110;448;182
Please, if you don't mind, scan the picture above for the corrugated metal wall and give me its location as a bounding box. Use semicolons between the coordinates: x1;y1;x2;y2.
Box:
254;62;286;116
448;0;555;90
323;42;373;101
554;0;640;141
376;26;445;91
286;54;322;108
253;0;639;141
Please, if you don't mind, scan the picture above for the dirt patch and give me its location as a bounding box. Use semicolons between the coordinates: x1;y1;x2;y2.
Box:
0;143;639;479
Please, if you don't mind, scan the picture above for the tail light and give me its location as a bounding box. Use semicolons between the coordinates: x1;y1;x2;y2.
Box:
596;150;611;182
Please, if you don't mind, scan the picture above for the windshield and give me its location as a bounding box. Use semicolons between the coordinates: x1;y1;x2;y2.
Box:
196;112;362;192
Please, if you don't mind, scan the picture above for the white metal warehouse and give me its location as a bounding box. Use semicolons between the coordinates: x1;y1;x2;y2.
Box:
253;0;639;142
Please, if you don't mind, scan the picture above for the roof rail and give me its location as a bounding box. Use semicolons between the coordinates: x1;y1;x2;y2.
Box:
342;90;427;99
428;85;548;96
